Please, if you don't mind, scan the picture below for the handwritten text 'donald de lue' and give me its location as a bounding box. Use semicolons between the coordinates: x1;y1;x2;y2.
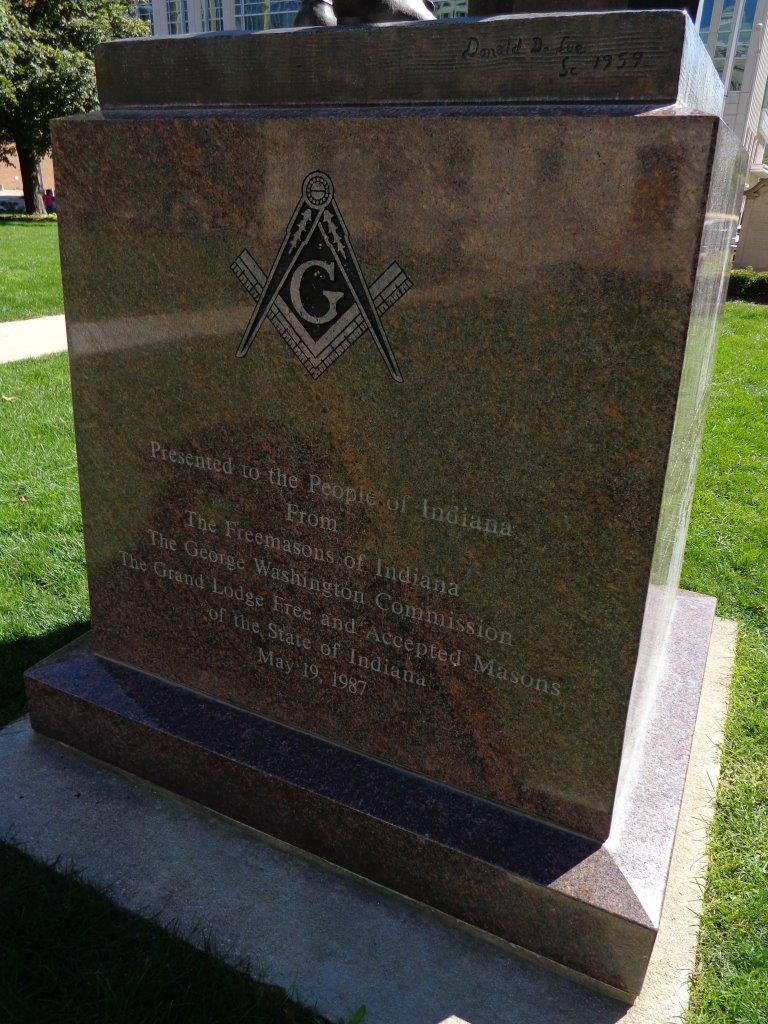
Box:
461;35;585;60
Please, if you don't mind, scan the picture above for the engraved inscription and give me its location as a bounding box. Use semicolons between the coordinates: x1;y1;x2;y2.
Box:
460;32;646;78
123;438;567;705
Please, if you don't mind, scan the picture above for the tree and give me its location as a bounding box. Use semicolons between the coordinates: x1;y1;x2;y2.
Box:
0;0;148;214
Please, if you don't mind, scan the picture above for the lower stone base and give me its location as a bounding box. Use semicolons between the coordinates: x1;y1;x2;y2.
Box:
25;590;716;1002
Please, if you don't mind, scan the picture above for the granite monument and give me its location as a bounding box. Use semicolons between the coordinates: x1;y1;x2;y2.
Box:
26;10;742;1002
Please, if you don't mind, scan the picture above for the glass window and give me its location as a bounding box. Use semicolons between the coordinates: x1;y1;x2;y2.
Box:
711;0;736;73
234;0;300;29
166;0;189;33
435;0;468;15
699;0;715;30
201;0;223;30
729;0;757;91
135;1;154;31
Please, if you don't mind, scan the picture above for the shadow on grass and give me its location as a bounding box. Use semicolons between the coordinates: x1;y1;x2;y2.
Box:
0;621;89;729
0;624;347;1023
0;844;334;1024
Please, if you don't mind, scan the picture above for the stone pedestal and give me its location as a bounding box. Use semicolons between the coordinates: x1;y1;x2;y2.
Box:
28;10;743;1001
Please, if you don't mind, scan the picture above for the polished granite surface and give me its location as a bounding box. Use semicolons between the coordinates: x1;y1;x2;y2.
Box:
26;590;716;1000
52;98;738;839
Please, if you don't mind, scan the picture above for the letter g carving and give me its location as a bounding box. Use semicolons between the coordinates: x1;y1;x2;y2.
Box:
290;259;344;325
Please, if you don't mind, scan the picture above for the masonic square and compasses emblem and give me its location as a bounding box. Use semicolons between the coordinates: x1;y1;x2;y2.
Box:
231;172;411;382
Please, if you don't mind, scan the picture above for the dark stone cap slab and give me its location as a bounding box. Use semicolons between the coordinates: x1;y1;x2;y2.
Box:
95;10;722;111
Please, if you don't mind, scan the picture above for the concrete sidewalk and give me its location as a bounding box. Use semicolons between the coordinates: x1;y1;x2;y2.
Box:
0;315;66;364
0;619;737;1024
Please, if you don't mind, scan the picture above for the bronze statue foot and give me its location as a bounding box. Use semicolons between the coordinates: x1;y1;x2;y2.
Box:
295;0;436;27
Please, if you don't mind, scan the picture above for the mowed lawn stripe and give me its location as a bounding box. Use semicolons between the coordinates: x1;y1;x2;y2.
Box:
0;215;64;323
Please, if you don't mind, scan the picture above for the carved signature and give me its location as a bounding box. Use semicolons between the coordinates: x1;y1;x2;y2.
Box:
461;35;584;60
460;34;645;77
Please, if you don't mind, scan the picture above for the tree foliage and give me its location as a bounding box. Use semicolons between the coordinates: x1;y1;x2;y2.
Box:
0;0;148;211
0;1;19;110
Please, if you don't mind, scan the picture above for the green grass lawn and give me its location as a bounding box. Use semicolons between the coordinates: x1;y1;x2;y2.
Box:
0;305;766;1022
681;302;768;1024
0;845;328;1024
0;215;64;322
0;355;346;1023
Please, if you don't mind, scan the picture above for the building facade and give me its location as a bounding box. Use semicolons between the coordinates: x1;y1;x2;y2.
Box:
697;0;768;182
0;152;56;209
733;176;768;264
